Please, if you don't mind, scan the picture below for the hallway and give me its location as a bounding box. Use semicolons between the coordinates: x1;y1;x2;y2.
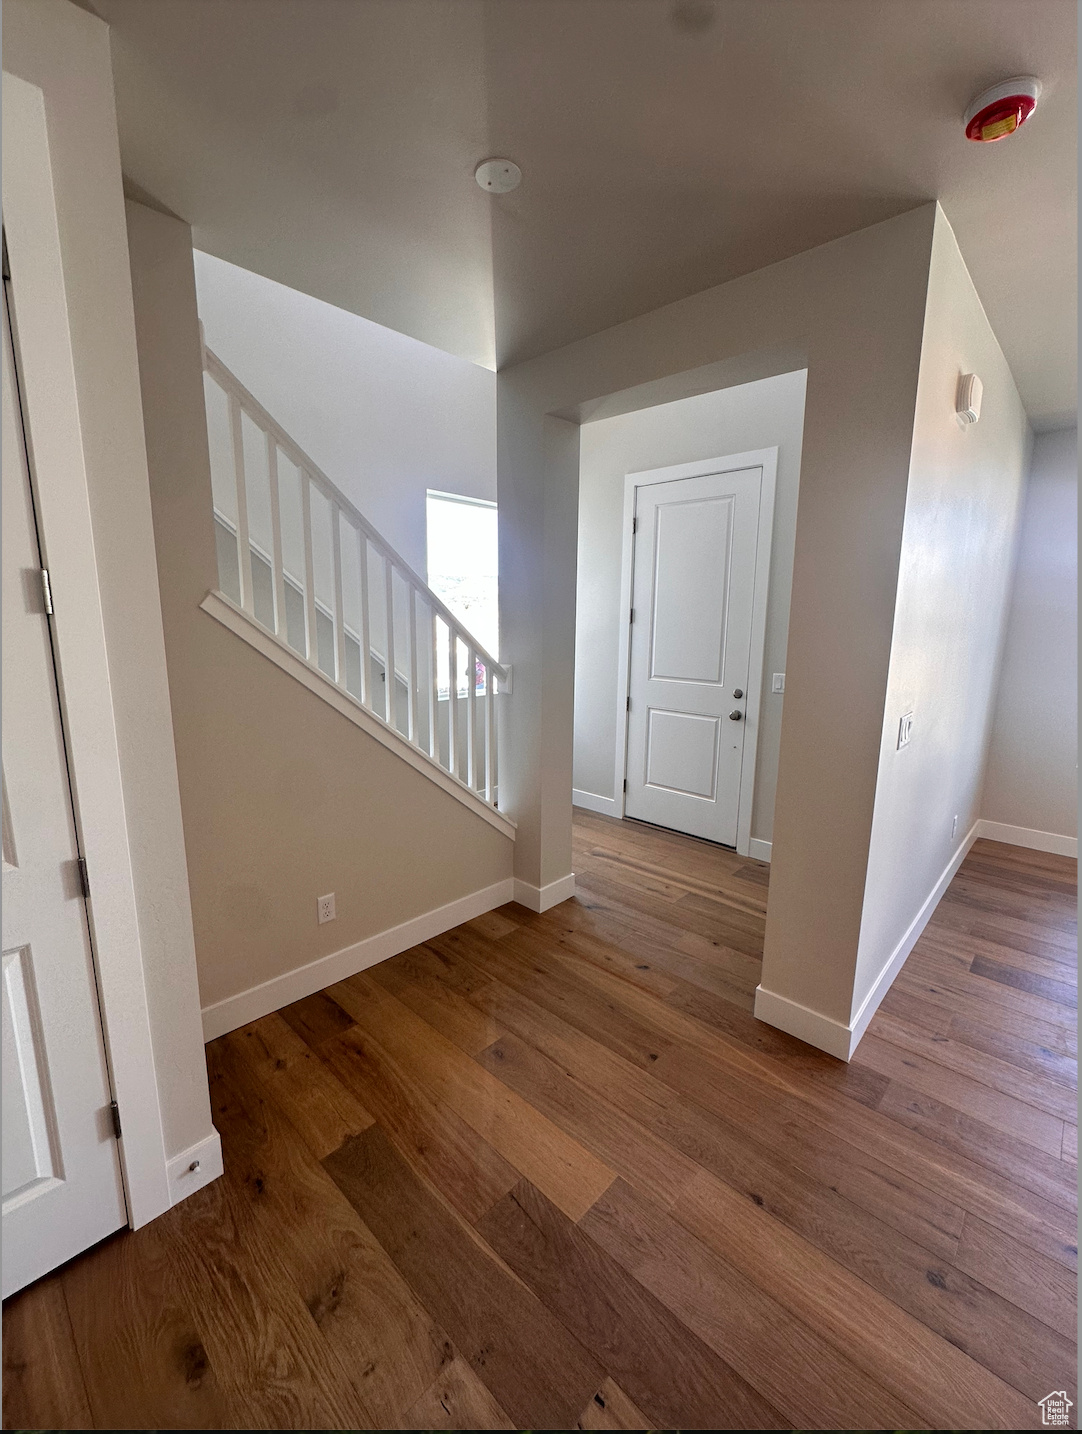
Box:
4;813;1076;1429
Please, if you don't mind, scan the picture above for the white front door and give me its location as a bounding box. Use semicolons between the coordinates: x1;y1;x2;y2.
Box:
625;465;762;845
2;285;126;1298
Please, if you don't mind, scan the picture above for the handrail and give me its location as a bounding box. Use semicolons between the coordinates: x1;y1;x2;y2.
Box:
202;344;506;810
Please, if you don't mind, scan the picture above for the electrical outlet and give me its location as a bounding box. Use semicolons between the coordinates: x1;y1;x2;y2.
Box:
772;672;785;694
317;892;336;924
897;711;914;749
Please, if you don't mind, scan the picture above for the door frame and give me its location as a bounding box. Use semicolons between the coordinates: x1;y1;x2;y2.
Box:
4;74;171;1224
612;447;778;858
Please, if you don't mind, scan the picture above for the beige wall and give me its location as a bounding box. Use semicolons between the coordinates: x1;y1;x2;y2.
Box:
573;371;807;845
5;0;213;1162
854;208;1031;1021
125;202;513;1016
982;426;1078;840
498;204;937;1027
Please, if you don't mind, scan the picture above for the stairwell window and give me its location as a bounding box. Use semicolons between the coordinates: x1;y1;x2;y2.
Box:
426;491;498;695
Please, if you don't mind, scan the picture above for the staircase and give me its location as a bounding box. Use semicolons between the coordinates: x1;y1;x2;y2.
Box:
199;344;513;837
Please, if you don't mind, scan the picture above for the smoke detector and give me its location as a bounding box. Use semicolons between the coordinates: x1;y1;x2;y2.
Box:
475;158;521;194
964;77;1041;142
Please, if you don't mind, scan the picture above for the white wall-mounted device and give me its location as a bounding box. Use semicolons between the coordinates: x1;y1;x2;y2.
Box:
956;372;983;426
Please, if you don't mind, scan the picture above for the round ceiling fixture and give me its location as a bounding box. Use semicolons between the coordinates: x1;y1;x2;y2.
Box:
475;158;521;194
963;76;1041;142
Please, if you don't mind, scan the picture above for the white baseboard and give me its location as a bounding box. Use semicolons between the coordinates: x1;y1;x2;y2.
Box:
165;1129;223;1209
756;821;979;1062
975;819;1077;858
752;985;852;1061
201;877;515;1041
847;820;979;1053
513;872;577;913
747;838;772;863
572;788;619;817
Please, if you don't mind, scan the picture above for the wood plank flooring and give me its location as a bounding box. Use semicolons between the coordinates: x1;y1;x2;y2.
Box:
4;816;1077;1430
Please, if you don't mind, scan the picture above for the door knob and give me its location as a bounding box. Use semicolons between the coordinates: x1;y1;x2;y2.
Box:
733;688;743;699
729;710;743;721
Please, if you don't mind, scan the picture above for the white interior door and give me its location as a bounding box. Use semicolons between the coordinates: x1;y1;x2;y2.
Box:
2;285;126;1298
625;466;762;844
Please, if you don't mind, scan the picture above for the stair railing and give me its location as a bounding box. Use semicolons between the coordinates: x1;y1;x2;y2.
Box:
202;345;508;810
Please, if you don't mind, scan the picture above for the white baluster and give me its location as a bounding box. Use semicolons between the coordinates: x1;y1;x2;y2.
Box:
428;606;439;761
447;625;459;778
331;503;346;688
466;642;477;789
357;530;370;709
300;470;318;664
228;395;255;615
407;585;418;744
266;434;287;639
383;553;396;728
484;671;495;804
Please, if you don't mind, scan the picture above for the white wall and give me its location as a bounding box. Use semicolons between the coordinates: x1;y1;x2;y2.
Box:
497;203;939;1033
4;0;213;1168
853;208;1031;1028
193;251;495;575
982;426;1078;842
573;372;807;847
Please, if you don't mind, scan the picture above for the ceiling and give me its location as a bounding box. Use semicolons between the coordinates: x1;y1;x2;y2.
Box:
94;0;1076;427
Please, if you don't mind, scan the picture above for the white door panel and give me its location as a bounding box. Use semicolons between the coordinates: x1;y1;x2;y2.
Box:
625;466;761;844
2;285;126;1297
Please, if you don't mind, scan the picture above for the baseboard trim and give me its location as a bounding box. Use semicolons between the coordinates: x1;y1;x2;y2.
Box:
165;1130;223;1210
513;873;577;913
757;821;980;1062
201;877;515;1041
572;789;619;817
975;819;1077;858
848;821;980;1054
752;985;852;1061
748;838;772;863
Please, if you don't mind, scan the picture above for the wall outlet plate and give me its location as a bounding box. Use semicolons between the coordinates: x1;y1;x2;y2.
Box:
318;892;336;924
771;672;785;694
897;711;914;749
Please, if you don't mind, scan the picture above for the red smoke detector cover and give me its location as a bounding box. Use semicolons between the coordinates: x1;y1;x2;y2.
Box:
964;77;1041;143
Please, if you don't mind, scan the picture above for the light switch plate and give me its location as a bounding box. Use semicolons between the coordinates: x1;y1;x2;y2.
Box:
897;711;914;749
772;673;785;694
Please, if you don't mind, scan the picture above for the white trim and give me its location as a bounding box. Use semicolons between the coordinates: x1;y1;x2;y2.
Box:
975;819;1077;858
613;448;778;858
3;75;170;1225
754;820;980;1061
572;788;620;817
748;838;772;863
752;986;853;1061
200;590;516;840
847;821;980;1053
166;1130;223;1207
512;873;577;912
202;877;515;1041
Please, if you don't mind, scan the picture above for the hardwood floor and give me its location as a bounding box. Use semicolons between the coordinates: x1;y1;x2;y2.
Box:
4;814;1077;1430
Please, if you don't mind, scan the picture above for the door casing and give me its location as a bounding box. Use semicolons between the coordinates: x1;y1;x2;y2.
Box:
612;447;778;857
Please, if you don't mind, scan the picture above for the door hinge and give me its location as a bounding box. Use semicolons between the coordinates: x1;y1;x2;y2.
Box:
109;1100;122;1140
40;568;54;615
629;608;635;624
626;695;631;712
623;778;628;793
76;856;90;899
632;516;638;534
